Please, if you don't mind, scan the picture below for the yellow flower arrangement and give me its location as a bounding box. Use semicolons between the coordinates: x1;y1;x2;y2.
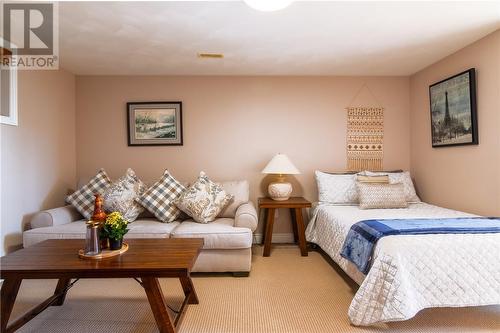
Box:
102;211;129;241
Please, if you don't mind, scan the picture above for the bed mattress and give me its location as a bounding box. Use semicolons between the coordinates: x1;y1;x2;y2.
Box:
305;202;500;325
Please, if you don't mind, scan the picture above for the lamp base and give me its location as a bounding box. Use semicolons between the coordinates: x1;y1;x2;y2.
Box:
268;182;292;201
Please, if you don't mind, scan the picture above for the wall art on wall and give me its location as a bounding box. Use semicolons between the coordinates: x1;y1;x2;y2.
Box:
127;102;183;146
429;68;477;147
346;107;384;171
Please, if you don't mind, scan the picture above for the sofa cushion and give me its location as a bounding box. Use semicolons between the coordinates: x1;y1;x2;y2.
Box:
23;219;180;248
66;169;112;219
136;170;186;223
103;168;147;221
174;172;233;223
217;180;250;218
171;218;252;250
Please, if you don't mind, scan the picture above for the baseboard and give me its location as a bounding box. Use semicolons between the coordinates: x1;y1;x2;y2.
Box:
252;233;294;244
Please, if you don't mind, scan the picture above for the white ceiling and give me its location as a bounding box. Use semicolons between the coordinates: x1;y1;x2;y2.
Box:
59;1;500;76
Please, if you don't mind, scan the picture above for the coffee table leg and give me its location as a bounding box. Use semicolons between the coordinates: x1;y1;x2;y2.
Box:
52;278;71;306
180;276;199;304
141;277;176;333
1;278;22;332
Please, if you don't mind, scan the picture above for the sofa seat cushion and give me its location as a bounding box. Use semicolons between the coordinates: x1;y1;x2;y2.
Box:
23;219;180;248
170;218;252;250
125;219;180;238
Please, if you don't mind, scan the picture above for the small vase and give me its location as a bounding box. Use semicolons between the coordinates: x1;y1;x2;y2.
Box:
109;238;123;250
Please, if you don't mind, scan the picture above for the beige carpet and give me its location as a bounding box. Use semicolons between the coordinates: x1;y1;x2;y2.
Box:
11;245;500;333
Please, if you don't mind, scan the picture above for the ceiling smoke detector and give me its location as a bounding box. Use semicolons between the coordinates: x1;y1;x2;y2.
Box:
244;0;293;12
197;53;224;59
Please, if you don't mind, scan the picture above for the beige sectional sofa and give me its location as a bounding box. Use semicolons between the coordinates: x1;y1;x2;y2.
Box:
23;180;258;275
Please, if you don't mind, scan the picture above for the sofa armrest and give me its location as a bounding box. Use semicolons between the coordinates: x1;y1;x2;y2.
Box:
30;205;83;229
234;202;258;232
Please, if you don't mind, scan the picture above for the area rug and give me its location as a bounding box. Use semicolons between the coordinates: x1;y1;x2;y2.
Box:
11;246;500;333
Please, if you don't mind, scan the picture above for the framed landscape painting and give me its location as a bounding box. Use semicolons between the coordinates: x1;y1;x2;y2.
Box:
429;68;477;147
127;102;183;146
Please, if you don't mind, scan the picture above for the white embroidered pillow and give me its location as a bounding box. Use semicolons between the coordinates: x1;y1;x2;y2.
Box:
315;171;358;204
66;169;112;219
357;182;408;209
174;171;233;223
102;168;147;222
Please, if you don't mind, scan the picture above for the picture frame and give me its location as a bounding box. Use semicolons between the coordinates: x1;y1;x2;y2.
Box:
127;102;183;146
1;39;18;126
429;68;477;148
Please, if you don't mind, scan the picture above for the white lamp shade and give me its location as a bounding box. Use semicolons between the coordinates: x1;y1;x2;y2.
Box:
261;154;300;175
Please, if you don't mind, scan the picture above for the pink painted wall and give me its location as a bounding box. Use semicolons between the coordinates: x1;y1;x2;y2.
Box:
75;76;410;235
0;69;76;255
410;30;500;215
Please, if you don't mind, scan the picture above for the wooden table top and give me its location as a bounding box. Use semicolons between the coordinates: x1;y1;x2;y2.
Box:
258;197;312;208
0;239;204;279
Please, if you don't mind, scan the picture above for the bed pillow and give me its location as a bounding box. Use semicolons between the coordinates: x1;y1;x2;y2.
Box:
356;174;389;183
174;171;233;223
136;170;186;223
359;170;420;203
102;168;147;222
66;168;112;219
315;171;358;204
357;182;408;209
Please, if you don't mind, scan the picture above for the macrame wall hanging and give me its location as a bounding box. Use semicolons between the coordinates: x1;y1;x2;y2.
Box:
346;84;384;171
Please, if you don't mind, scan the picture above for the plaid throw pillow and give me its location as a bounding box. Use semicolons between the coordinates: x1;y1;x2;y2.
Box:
136;170;186;223
66;168;112;219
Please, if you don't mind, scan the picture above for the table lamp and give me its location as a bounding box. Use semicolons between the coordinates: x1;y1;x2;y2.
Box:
261;153;300;201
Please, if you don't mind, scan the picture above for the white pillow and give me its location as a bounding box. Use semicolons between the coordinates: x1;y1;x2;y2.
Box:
315;171;358;204
358;170;421;203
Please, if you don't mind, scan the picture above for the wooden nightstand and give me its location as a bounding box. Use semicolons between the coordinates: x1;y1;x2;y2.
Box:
258;197;312;257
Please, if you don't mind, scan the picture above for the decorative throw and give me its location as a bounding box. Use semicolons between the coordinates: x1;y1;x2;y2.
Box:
66;168;112;219
136;170;186;223
174;171;233;223
102;168;147;222
357;182;408;209
340;217;500;274
346;107;384;171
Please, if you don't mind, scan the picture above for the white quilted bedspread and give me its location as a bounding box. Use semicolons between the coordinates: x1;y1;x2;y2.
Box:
305;203;500;326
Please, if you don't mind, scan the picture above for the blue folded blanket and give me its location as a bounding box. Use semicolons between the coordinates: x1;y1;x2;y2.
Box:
340;217;500;274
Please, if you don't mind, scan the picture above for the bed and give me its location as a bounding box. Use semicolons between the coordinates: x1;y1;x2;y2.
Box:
305;194;500;326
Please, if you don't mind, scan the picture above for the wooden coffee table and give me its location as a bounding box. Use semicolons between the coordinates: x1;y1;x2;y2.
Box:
0;238;204;333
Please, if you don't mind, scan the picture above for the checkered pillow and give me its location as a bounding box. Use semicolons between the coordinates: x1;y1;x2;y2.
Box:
136;170;186;223
66;168;112;219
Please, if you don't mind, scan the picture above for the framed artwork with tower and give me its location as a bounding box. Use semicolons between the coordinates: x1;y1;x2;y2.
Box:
429;68;478;148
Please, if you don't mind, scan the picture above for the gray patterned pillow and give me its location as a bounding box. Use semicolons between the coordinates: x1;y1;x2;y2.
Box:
102;168;147;222
66;168;112;219
136;170;186;223
357;182;408;209
174;171;233;223
358;171;420;202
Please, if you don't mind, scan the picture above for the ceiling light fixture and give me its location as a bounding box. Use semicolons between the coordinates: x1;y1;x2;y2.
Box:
244;0;293;12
